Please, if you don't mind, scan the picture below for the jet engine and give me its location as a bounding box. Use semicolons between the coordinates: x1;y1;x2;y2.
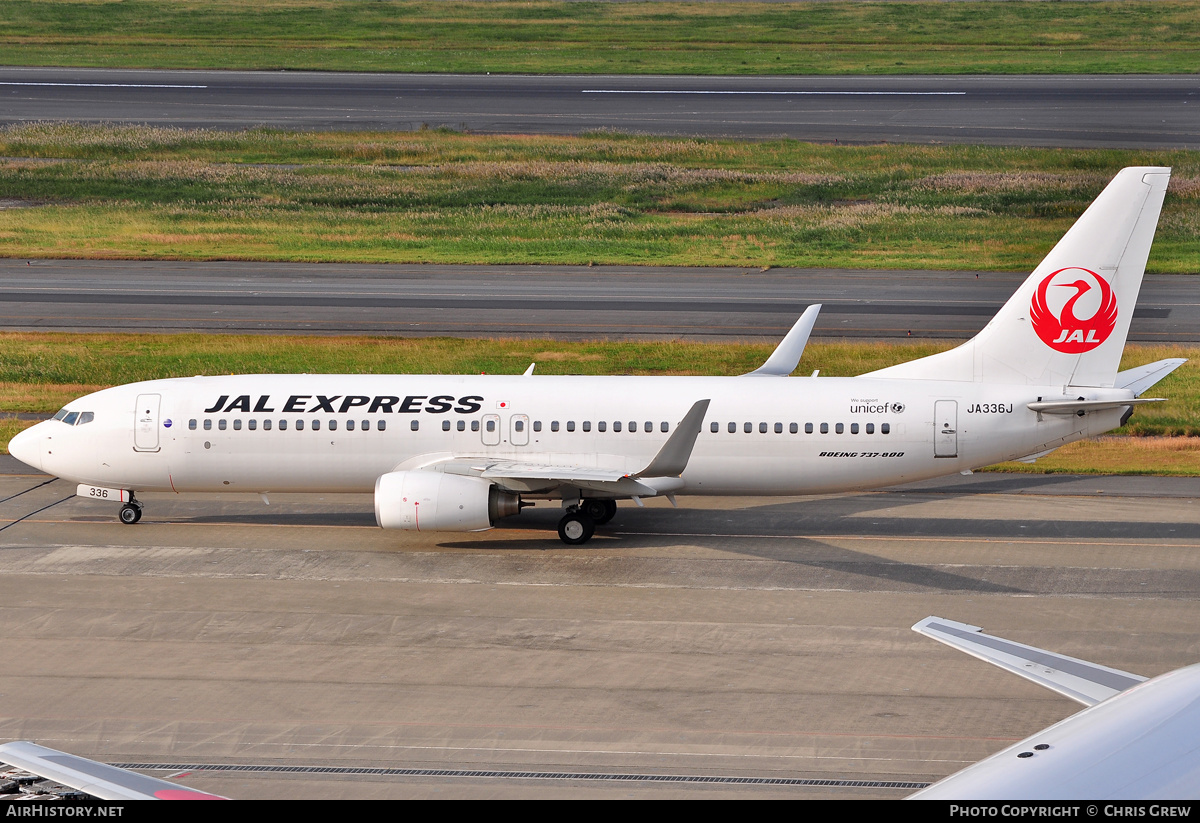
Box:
374;471;521;531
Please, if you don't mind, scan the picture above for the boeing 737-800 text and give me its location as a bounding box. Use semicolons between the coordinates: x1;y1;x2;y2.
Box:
7;167;1184;543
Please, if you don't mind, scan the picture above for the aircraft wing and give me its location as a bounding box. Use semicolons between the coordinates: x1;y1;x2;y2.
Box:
429;399;710;497
913;616;1146;706
0;741;226;800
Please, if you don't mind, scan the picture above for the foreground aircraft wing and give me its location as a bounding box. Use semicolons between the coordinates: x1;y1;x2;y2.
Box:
0;741;226;800
909;618;1200;800
913;616;1145;706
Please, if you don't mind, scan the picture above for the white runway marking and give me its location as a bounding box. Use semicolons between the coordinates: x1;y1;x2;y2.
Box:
582;90;965;95
0;82;207;89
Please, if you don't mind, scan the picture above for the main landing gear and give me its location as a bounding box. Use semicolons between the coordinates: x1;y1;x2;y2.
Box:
118;496;143;525
556;499;617;545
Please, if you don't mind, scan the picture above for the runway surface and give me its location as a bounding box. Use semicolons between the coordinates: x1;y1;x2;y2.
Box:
2;67;1197;148
0;259;1191;343
0;455;1197;798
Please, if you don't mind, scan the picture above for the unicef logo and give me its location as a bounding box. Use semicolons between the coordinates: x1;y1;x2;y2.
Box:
890;403;906;414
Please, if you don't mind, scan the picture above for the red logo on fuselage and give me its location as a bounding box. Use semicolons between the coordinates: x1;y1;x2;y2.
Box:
1029;267;1118;353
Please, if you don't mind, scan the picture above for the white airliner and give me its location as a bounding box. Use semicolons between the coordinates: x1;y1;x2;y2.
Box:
909;617;1200;800
7;167;1185;544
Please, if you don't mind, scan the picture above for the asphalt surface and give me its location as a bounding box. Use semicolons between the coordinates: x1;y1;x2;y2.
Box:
2;67;1198;147
0;259;1190;342
1;457;1197;799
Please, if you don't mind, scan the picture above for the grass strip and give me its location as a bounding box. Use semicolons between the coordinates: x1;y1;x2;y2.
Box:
0;334;1194;474
2;1;1199;75
1;126;1198;271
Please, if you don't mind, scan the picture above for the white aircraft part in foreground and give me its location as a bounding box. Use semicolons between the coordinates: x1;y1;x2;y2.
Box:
0;741;226;800
909;617;1200;800
7;167;1185;543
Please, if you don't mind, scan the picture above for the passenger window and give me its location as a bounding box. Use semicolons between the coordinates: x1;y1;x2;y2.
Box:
189;419;197;430
835;423;844;434
263;419;272;431
744;422;752;433
759;422;767;434
279;420;288;431
219;419;227;431
458;420;465;432
583;421;591;432
233;419;242;431
471;420;479;432
515;420;525;432
486;420;496;432
313;420;321;431
774;422;782;434
866;423;875;434
203;419;212;431
249;419;257;431
661;422;669;433
533;421;542;432
851;423;859;434
598;421;607;432
567;421;575;432
329;419;337;431
710;422;719;433
805;423;813;434
346;419;355;431
442;420;451;431
363;420;371;431
408;420;416;431
881;423;891;435
727;422;736;433
296;419;304;431
644;421;652;432
551;421;559;432
378;420;386;431
789;423;798;434
613;421;622;433
820;423;828;434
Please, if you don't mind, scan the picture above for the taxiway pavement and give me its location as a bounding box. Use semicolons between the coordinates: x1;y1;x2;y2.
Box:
1;457;1196;798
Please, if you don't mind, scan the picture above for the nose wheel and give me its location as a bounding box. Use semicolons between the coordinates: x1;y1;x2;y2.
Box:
118;499;143;525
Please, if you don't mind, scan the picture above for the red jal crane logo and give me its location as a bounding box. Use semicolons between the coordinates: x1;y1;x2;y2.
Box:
1029;267;1118;353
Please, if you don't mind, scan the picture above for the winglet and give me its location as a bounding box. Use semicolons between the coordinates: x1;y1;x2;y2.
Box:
745;305;821;376
634;399;710;478
913;616;1146;707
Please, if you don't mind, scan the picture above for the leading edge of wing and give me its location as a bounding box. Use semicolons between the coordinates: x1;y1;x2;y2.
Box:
912;617;1147;707
0;741;227;800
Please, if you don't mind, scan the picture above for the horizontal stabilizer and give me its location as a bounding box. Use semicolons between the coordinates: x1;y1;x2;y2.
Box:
913;616;1146;707
744;305;821;376
1115;358;1187;397
1027;398;1163;416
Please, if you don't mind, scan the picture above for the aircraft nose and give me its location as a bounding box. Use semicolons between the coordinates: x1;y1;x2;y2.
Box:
8;424;43;471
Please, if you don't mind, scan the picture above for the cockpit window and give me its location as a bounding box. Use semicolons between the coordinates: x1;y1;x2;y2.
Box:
62;411;79;426
78;412;94;425
53;409;69;421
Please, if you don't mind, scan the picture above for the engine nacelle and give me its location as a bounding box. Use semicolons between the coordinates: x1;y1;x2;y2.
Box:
374;471;521;532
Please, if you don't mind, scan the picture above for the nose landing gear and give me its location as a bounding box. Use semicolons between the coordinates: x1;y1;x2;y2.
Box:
118;497;143;525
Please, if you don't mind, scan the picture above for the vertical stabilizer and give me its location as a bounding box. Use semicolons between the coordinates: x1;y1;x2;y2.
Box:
867;167;1170;387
